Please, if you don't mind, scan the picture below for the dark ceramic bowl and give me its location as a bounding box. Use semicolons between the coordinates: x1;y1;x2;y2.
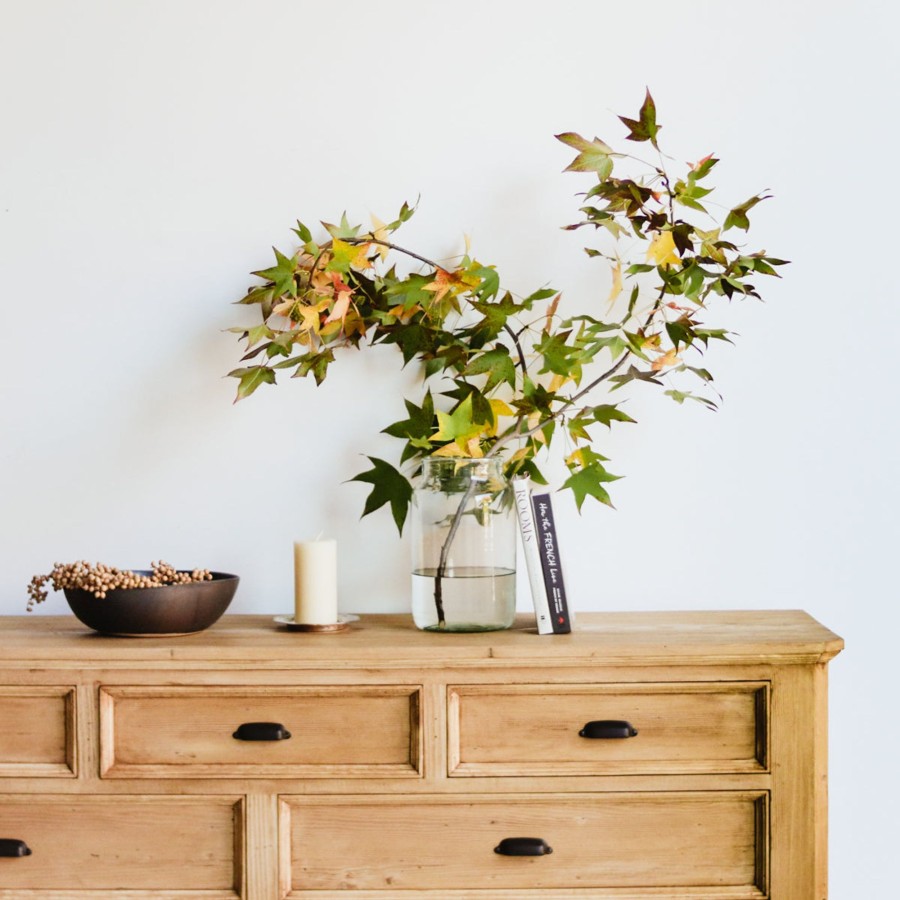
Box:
64;571;239;636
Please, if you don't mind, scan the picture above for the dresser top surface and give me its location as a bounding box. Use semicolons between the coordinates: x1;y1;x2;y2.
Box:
0;611;843;666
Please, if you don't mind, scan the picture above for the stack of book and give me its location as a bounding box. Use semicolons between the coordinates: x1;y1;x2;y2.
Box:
513;479;572;634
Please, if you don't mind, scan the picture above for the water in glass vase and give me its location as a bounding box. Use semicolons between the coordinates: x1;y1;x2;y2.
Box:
411;566;516;632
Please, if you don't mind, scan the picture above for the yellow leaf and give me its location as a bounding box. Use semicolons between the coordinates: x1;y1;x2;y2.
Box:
296;299;330;334
548;373;571;393
464;437;484;457
489;399;515;419
510;446;530;464
370;215;390;262
646;231;680;267
651;347;682;371
607;260;623;306
544;293;561;333
331;239;372;271
566;448;587;468
432;442;468;458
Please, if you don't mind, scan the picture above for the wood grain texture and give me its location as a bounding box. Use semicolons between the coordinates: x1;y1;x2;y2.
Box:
0;687;74;776
0;610;843;667
0;795;240;892
99;685;421;779
284;792;766;893
449;681;767;776
0;612;842;898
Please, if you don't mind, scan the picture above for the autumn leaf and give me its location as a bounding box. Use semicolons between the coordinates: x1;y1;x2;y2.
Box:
324;291;353;325
423;267;478;304
327;239;371;274
370;214;391;261
618;89;660;148
646;231;680;267
544;292;561;333
349;457;413;534
651;347;682;372
607;260;623;306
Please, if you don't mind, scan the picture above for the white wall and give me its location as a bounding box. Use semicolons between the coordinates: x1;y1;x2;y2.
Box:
1;0;896;892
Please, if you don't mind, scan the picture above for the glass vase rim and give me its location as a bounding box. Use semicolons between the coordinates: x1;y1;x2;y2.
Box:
420;456;505;474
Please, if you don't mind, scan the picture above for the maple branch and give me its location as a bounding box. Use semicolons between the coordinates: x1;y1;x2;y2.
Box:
432;474;483;628
503;323;528;373
487;351;632;458
344;236;441;271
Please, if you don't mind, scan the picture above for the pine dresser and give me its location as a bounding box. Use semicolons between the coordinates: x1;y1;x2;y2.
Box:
0;611;843;899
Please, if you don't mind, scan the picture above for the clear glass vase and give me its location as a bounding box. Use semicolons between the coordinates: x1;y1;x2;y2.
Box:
411;457;516;632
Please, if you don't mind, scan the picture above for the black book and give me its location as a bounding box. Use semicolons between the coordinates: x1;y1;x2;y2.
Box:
530;492;572;634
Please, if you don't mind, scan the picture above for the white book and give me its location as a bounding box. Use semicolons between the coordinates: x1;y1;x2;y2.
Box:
512;477;553;634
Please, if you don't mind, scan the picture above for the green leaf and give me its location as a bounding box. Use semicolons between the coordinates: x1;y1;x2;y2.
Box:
665;389;718;411
228;366;276;402
237;286;274;306
590;404;637;427
563;462;621;511
292;220;313;243
463;346;516;392
723;194;770;232
609;365;664;391
383;392;435;441
291;349;335;385
556;133;615;179
321;212;361;240
534;330;580;377
432;394;484;443
252;248;298;297
470;264;500;300
467;292;527;343
245;323;273;348
349;457;413;534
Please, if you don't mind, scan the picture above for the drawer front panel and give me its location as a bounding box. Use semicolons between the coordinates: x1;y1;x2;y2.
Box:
0;687;75;777
0;795;241;893
449;682;767;776
100;686;421;778
282;792;768;894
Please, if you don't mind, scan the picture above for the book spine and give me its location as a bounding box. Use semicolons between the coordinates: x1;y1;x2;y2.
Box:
512;479;554;634
531;492;572;634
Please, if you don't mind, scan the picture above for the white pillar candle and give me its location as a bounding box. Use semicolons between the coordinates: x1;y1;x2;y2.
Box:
293;539;338;624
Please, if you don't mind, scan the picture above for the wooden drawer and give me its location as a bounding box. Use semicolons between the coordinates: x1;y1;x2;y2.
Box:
0;795;241;896
449;682;768;776
100;685;422;778
281;792;768;896
0;687;75;777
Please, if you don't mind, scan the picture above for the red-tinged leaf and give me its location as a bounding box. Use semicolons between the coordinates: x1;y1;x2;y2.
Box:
619;89;660;148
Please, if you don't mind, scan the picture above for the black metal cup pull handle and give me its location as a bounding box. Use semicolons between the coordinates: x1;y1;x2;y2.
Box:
579;719;638;739
232;722;292;741
0;839;32;857
494;837;553;856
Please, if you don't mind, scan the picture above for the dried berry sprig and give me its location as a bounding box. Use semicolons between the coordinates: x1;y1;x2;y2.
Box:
27;561;213;610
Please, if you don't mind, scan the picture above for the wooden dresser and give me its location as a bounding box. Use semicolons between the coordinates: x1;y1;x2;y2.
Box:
0;611;842;899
